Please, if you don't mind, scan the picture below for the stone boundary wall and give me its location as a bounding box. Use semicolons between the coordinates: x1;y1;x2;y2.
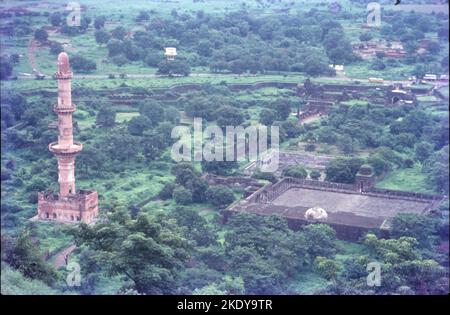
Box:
411;87;434;94
20;81;435;99
203;173;263;188
367;187;444;208
20;81;301;102
244;177;444;206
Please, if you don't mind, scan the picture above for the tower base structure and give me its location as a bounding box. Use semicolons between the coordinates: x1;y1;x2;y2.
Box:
37;190;98;224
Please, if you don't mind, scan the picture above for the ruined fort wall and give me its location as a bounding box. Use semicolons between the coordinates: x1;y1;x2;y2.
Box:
203;173;262;188
244;177;444;206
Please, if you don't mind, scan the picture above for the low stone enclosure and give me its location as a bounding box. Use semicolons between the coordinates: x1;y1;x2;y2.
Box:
203;173;265;197
243;150;333;176
296;79;425;121
19;79;433;107
225;177;445;240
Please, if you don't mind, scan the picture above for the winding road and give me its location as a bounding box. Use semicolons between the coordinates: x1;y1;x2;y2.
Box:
52;244;76;269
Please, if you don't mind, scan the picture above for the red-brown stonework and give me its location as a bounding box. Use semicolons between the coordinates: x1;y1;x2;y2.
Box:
37;53;98;224
38;190;98;223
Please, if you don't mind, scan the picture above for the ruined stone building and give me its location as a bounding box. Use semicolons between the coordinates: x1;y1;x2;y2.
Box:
226;166;445;240
295;79;420;121
37;53;98;224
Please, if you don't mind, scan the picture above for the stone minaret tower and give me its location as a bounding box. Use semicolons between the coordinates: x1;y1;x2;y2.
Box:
49;52;82;196
36;52;98;224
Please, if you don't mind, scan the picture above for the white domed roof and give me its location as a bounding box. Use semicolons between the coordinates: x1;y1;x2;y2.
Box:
305;207;328;220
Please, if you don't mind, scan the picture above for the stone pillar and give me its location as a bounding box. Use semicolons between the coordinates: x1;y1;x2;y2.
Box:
57;155;76;196
50;52;82;197
57;114;74;147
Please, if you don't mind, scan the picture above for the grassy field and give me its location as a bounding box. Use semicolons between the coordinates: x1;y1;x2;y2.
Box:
287;271;329;294
417;95;438;102
345;61;415;81
438;86;449;99
1;74;306;91
115;112;140;123
340;99;370;106
375;164;435;194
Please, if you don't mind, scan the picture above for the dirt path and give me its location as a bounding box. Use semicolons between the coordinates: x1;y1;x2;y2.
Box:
53;244;76;269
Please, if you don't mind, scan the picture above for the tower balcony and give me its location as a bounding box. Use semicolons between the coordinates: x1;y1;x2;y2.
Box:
49;141;83;155
53;104;76;114
54;71;73;80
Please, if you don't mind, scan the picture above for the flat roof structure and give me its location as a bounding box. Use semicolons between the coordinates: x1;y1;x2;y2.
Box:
271;187;432;228
226;177;445;238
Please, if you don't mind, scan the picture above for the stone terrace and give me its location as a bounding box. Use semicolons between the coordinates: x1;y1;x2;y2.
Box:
226;177;444;239
272;187;431;224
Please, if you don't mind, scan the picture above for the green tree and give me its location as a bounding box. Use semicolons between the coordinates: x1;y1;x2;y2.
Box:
201;160;237;176
1;229;57;285
95;29;111;45
391;213;438;248
173;186;193;205
251;171;277;183
139;102;164;126
302;224;337;260
71;55;97;72
215;105;243;127
274;99;292;121
259;108;277;125
0;57;13;80
95;107;116;127
94;16;106;29
172;207;217;247
359;32;373;41
206;185;235;208
414;142;433;162
281;120;302;139
49;12;62;26
112;54;128;66
34;28;48;42
337;135;356;155
49;42;63;55
310;170;321;180
314;256;341;282
158;182;176;200
325;158;364;184
424;145;449;193
141;131;166;161
69;208;191;294
112;26;127;40
157;60;190;76
282;166;308;179
127;115;151;136
224;213;310;294
145;51;163;67
107;39;124;57
363;233;445;293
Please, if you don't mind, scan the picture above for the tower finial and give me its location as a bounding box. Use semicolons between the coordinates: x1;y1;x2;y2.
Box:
57;52;70;74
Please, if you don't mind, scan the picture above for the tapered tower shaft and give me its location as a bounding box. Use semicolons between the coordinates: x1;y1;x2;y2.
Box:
49;52;82;197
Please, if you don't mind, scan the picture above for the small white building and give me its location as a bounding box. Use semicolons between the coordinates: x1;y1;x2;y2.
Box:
329;64;344;71
423;74;437;81
164;47;177;60
439;74;449;82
